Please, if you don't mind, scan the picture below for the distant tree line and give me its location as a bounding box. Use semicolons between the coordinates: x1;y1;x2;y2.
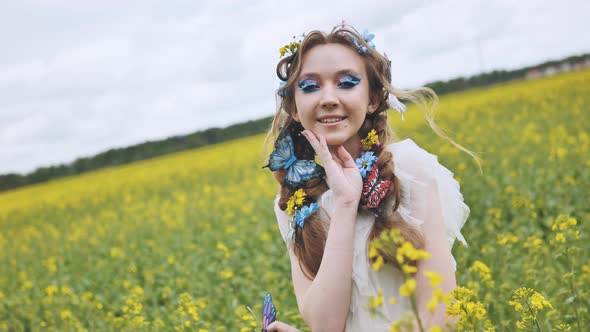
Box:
425;54;590;94
1;53;588;192
0;118;272;192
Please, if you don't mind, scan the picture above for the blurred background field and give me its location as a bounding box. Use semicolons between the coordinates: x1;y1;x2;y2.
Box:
0;69;588;331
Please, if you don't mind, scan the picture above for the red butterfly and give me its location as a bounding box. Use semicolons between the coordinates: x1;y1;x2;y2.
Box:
361;163;391;209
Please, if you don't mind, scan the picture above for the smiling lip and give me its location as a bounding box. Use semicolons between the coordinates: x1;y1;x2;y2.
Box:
317;116;347;126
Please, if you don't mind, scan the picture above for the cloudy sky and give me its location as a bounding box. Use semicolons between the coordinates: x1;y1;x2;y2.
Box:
1;0;589;174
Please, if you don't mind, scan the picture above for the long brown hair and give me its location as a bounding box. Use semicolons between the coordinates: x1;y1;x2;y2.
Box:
265;25;480;279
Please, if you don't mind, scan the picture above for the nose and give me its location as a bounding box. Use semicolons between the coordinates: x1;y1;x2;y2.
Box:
319;86;339;109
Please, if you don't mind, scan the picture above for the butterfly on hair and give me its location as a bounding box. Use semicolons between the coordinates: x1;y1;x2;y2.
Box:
264;128;325;189
361;163;391;209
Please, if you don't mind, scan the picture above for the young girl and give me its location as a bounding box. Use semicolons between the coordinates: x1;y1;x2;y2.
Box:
264;24;479;332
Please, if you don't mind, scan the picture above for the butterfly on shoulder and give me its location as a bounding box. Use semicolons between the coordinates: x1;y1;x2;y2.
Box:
361;163;391;209
261;292;277;332
265;129;324;189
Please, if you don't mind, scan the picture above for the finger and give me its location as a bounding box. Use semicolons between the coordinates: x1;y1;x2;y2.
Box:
302;130;333;165
315;132;338;165
267;321;300;332
337;145;357;168
329;149;344;167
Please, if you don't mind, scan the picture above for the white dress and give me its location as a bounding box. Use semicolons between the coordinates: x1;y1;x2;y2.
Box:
273;139;470;331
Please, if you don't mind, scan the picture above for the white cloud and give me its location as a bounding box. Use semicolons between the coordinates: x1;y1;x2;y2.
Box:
0;0;589;173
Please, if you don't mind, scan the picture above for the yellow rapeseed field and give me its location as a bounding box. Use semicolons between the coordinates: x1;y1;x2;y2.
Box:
0;69;588;331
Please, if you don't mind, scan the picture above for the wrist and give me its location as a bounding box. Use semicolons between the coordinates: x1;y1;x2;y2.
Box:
334;198;360;210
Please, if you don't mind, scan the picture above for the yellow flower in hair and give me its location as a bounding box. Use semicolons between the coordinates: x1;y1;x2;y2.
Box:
361;129;379;150
279;41;300;58
286;189;307;216
293;188;306;205
286;200;296;216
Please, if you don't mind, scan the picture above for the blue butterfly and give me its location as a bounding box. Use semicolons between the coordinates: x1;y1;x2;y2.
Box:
267;129;324;188
296;202;319;229
262;293;277;332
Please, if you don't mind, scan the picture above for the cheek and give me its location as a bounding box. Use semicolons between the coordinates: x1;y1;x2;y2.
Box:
294;98;313;120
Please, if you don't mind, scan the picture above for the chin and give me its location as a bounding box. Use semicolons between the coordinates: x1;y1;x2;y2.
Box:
323;134;350;147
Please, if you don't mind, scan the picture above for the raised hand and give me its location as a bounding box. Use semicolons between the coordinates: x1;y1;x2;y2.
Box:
301;130;362;208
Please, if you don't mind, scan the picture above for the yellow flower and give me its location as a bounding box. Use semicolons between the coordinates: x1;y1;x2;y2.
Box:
293;189;306;205
427;288;447;313
523;236;543;249
469;260;494;288
45;285;59;298
427;296;439;313
508;300;523;312
465;302;487;320
497;233;519;245
286;199;296;216
402;264;417;274
397;241;431;262
225;225;236;234
110;247;124;258
60;309;73;321
286;189;306;216
361;129;380;150
219;269;234;279
372;256;384;272
369;288;384;309
429;327;443;332
568;217;577;226
368;245;378;258
216;242;230;259
279;41;300;58
424;271;444;287
399;278;416;297
530;292;552;310
515;287;532;298
451;286;476;300
555;233;566;243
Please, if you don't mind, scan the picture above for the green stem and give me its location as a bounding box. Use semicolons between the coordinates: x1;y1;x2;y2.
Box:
409;290;425;332
524;300;543;332
563;247;583;332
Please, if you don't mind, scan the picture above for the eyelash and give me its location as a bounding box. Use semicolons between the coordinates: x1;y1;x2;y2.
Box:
338;76;361;89
298;75;361;93
298;80;319;93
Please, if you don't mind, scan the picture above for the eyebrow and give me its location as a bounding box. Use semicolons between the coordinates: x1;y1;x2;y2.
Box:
298;69;361;79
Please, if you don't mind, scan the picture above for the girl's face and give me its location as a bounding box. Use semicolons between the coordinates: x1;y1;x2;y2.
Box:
293;43;376;157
